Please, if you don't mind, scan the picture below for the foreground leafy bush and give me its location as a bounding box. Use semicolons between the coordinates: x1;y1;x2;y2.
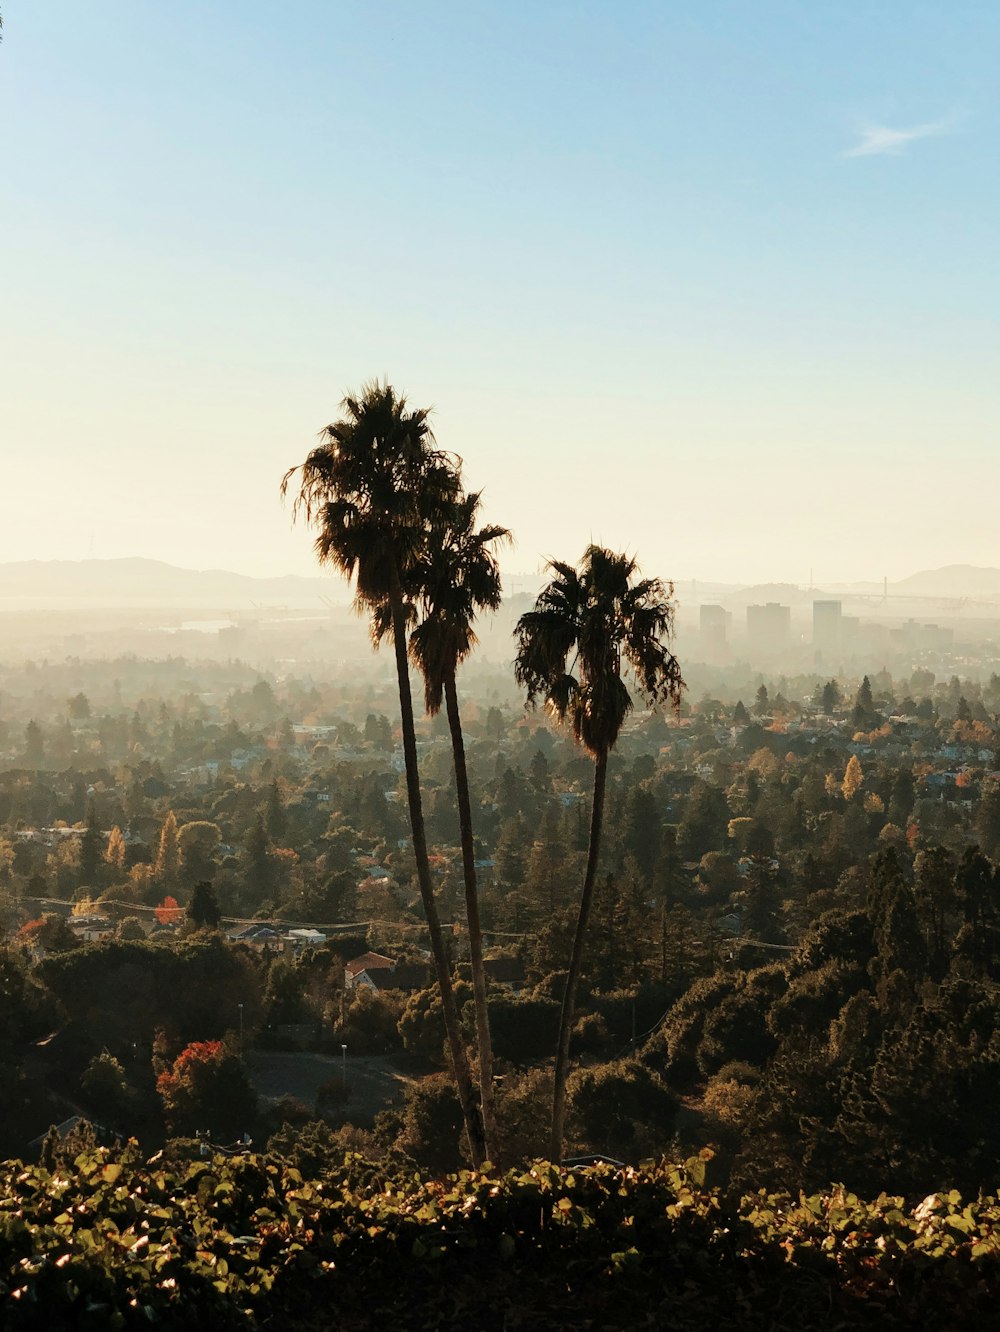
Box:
1;1147;999;1329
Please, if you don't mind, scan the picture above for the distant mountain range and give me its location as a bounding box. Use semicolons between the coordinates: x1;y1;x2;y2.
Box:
678;567;1000;610
888;566;1000;599
1;559;999;612
0;558;349;610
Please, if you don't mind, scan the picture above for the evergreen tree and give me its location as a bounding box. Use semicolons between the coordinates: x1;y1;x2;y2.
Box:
913;845;956;976
621;787;662;879
67;692;91;720
264;781;288;842
188;880;222;930
868;850;926;1002
79;804;103;888
23;720;44;768
975;781;1000;860
243;813;276;906
364;712;393;751
677;780;728;860
887;767;915;828
852;676;877;729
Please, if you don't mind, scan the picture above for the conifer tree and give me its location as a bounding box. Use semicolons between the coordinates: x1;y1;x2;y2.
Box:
78;804;103;888
188;880;222;930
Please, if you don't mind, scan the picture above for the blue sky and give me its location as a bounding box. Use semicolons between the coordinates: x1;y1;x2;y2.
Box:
2;2;997;585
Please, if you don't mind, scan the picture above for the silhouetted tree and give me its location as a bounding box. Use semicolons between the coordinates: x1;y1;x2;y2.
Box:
515;545;683;1160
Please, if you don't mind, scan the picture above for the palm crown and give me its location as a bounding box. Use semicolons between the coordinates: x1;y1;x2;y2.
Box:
281;380;460;621
408;492;511;713
514;545;683;756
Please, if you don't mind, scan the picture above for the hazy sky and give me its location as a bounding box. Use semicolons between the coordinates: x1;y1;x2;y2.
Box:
2;2;997;587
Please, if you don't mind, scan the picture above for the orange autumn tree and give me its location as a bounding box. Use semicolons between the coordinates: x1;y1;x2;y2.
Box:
156;1040;256;1138
154;895;183;925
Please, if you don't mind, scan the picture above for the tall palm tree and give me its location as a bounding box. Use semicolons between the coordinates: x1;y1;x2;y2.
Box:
514;545;684;1161
409;491;512;1162
282;380;488;1166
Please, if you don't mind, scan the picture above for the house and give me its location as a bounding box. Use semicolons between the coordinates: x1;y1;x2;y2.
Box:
228;923;283;951
344;951;396;989
68;914;114;943
286;928;327;950
353;961;429;994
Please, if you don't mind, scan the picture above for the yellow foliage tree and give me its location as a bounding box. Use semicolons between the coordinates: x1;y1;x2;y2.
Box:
842;754;863;801
0;836;14;881
155;811;179;885
126;863;152;901
105;825;127;872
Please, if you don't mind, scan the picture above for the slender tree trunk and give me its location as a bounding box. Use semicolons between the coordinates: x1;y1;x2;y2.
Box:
444;670;499;1164
387;576;487;1167
660;901;667;984
550;748;608;1162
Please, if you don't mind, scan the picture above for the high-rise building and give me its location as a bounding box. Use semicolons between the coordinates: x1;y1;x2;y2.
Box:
699;604;730;660
746;603;791;656
813;600;842;660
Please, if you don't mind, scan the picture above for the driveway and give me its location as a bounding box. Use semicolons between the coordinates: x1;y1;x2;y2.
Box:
248;1051;414;1125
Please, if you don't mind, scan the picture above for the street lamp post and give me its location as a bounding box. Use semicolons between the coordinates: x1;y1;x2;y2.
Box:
341;1043;348;1093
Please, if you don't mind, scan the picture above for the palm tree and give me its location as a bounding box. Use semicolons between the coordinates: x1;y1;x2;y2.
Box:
409;491;511;1162
282;380;488;1166
514;545;684;1161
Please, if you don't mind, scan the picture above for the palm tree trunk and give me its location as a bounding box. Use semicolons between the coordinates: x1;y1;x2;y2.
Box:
550;748;608;1162
387;573;487;1167
444;670;499;1164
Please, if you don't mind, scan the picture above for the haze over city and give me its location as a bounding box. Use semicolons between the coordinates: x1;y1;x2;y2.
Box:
3;2;998;585
8;8;1000;1324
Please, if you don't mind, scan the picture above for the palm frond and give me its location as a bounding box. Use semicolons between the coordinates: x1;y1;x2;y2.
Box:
514;544;684;756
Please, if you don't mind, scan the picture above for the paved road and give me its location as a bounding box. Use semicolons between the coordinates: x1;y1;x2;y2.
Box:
248;1051;413;1125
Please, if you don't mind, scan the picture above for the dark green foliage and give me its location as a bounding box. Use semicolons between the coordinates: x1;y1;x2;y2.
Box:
696;967;785;1078
567;1059;678;1160
796;908;876;972
187;880;222;930
487;993;561;1064
337;986;407;1056
3;1150;1000;1330
37;937;260;1054
241;813;276;905
644;971;739;1089
852;675;878;730
80;1051;132;1125
767;960;863;1040
677;780;729;860
398;1075;465;1174
78;803;103;888
267;1117;355;1175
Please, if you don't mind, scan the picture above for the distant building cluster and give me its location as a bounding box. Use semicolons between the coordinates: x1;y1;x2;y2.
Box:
693;594;957;669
